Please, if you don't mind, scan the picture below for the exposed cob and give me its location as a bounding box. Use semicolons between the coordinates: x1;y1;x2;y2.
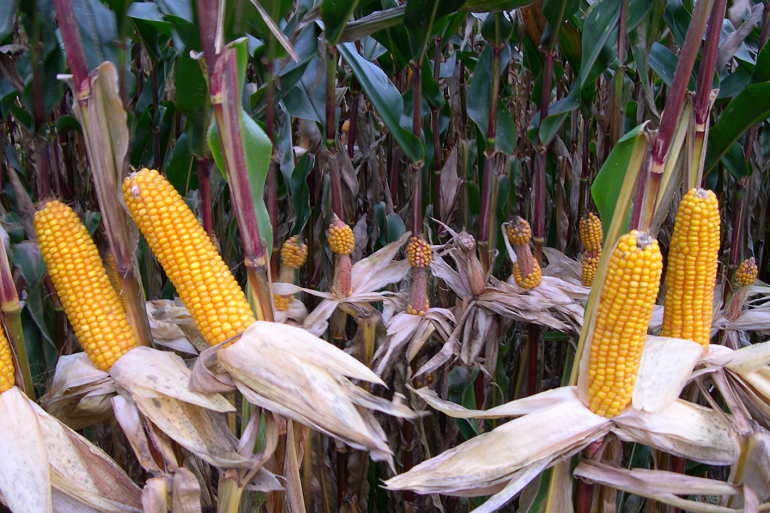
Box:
328;214;354;297
0;323;14;393
274;236;308;312
34;201;137;371
327;215;355;256
587;230;663;418
406;237;432;268
659;188;720;348
735;257;758;287
508;217;541;290
580;213;603;288
123;169;255;346
407;237;432;315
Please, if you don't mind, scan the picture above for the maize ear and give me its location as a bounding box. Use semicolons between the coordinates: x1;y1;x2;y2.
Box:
273;294;292;312
735;257;758;287
581;250;601;288
579;212;603;252
587;230;662;418
506;217;532;246
328;215;355;255
508;217;541;290
0;324;14;393
660;188;720;348
407;237;432;268
280;236;308;270
35;201;137;371
123;168;255;346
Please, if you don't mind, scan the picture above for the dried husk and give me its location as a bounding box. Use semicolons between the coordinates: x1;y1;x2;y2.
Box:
216;321;415;468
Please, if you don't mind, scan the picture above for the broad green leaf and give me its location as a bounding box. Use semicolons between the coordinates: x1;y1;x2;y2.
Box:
575;0;619;90
662;0;689;48
283;56;326;124
338;42;425;162
750;43;770;84
166;130;196;195
720;141;750;180
128;2;172;61
321;0;361;46
386;213;406;243
481;11;513;46
704;83;770;175
339;6;406;43
591;123;648;241
542;0;579;51
466;44;516;154
72;0;121;71
10;242;55;349
0;0;20;41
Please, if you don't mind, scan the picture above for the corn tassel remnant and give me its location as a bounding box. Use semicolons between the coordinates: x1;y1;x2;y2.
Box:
508;217;541;290
726;257;759;321
35;201;137;371
274;236;308;312
580;213;603;288
660;188;720;348
587;230;663;418
123;168;255;346
0;322;14;392
735;257;758;287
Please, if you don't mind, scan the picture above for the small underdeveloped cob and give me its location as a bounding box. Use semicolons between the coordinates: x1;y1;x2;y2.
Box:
406;236;431;315
328;214;354;298
0;321;14;393
34;201;137;371
123;168;255;346
660;188;720;349
507;217;541;290
587;230;663;418
579;212;603;287
274;236;308;311
726;257;759;321
457;231;487;296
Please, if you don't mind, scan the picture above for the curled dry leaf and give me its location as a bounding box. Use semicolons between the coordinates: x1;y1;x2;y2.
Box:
0;387;143;513
216;321;416;469
146;300;204;354
386;336;736;511
275;233;410;336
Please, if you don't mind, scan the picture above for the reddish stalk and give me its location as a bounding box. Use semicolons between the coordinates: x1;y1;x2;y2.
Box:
533;51;554;262
430;38;442;223
52;0;89;96
326;45;344;220
411;63;423;235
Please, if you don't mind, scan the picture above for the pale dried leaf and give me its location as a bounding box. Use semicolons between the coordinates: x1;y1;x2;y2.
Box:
385;398;609;496
614;400;735;465
632;336;703;413
189;342;237;394
411;385;579;419
172;468;202;513
440;147;461;223
142;477;170;513
282;420;306;513
244;468;284;493
28;399;142;511
722;341;770;374
541;247;582;285
110;347;235;413
112;395;163;473
461;308;495;365
351;232;411;293
0;387;51;513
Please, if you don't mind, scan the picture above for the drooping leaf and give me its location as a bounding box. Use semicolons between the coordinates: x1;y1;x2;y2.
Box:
338;42;425;162
321;0;361;46
704;83;770;175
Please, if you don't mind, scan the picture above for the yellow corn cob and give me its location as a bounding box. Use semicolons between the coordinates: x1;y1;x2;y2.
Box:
34;201;137;371
407;237;432;268
280;236;308;270
123;168;255;346
101;248;127;313
587;230;662;418
582;250;601;288
579;212;603;252
506;217;532;246
735;257;758;287
273;294;291;312
327;215;355;255
660;188;720;348
0;325;14;393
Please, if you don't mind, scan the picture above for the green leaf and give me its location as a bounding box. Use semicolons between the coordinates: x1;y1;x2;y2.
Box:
0;0;20;41
591;123;649;241
10;242;55;349
321;0;361;46
283;56;326;124
750;43;770;84
404;0;466;60
338;42;424;162
543;0;579;50
386;213;406;242
166;130;196;195
175;51;209;157
466;44;516;154
704;83;770;175
461;0;535;11
720;141;750;180
72;0;122;71
290;153;313;236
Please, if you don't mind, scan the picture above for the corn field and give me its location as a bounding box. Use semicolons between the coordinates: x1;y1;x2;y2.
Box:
3;0;770;511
